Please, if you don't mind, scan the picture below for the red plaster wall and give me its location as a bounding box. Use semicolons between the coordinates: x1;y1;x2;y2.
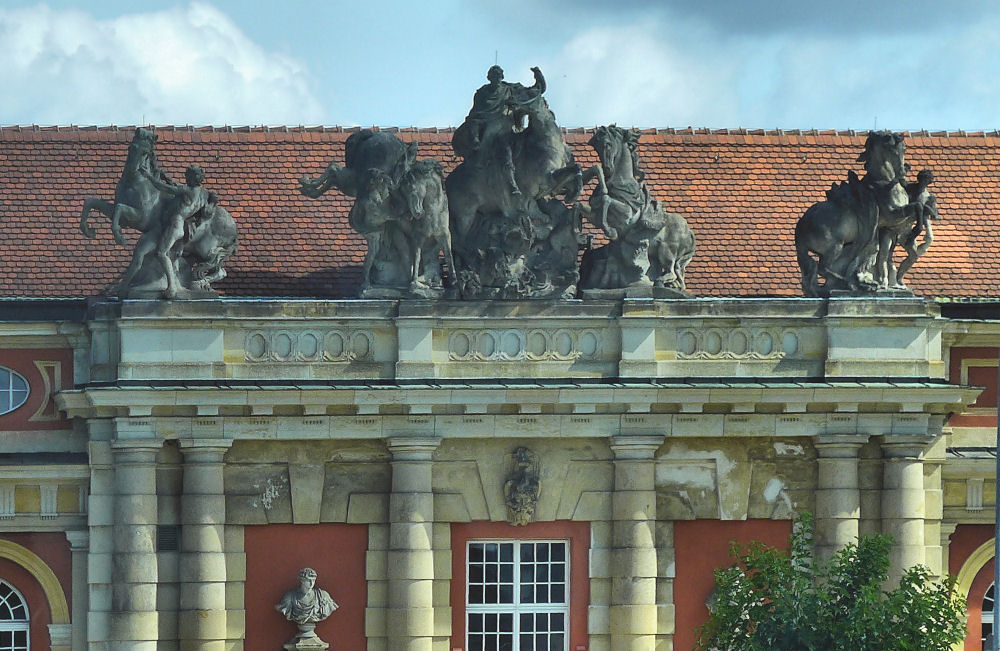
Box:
673;519;793;651
949;347;997;428
950;524;995;651
0;348;73;431
243;524;367;651
0;532;74;651
450;521;590;651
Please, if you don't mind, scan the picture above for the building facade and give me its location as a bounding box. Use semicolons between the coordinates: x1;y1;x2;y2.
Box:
2;127;1000;650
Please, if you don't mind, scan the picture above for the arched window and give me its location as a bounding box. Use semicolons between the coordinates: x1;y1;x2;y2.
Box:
0;367;29;416
0;580;29;651
985;583;995;649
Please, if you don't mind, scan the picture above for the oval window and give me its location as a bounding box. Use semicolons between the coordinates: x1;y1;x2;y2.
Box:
0;367;29;416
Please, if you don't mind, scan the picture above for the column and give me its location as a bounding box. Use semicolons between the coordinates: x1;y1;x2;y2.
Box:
64;530;89;651
178;440;232;650
609;435;663;651
386;437;440;651
940;522;958;580
881;438;930;585
109;440;161;651
813;435;868;560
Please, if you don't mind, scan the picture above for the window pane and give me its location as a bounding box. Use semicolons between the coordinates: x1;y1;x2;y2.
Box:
500;583;513;603
500;562;513;583
521;544;534;562
11;375;26;392
470;585;483;604
551;543;565;562
552;584;565;603
485;544;498;562
550;632;565;650
500;544;513;562
470;543;484;563
537;544;548;562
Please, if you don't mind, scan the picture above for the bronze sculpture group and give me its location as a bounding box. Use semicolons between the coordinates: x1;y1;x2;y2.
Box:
78;66;940;301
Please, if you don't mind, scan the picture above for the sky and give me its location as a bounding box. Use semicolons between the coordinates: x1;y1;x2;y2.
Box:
1;0;1000;131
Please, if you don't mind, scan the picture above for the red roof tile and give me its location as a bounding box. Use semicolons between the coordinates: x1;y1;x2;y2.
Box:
0;126;997;299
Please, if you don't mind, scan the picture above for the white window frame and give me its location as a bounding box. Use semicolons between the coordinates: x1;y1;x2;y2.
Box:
465;539;570;651
0;368;29;416
0;579;30;651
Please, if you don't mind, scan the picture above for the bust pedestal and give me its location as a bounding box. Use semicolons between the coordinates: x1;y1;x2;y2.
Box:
283;624;330;651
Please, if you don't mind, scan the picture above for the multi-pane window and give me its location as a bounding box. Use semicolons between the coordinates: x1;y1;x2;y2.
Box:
0;581;29;651
0;368;28;416
466;540;568;651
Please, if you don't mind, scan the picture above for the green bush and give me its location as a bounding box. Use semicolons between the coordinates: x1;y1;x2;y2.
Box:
696;513;967;651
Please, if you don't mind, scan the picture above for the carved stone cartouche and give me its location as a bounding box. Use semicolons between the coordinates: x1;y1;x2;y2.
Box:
79;127;238;300
447;66;584;299
794;131;935;297
504;447;541;526
577;125;695;298
300;130;455;298
275;567;339;650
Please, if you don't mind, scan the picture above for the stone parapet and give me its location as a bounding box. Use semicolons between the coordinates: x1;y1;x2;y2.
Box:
79;296;947;384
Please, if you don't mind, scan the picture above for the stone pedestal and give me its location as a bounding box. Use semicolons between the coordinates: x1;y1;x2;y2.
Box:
109;439;161;651
386;437;440;651
178;440;232;650
609;435;663;651
881;438;930;585
283;623;330;650
813;435;868;560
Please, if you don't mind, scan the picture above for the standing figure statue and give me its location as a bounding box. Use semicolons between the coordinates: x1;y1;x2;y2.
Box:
577;125;695;297
795;131;934;297
447;66;584;299
276;567;339;650
300;130;455;298
79;128;238;299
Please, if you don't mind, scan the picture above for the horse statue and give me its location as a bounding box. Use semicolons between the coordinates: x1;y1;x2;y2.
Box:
446;66;583;299
79;127;237;299
578;125;695;296
794;131;926;297
300;129;455;298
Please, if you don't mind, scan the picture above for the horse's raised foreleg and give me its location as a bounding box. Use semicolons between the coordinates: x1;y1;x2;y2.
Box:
80;198;115;238
111;203;143;246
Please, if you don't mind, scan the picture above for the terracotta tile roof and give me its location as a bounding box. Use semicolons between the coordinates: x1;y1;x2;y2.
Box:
1;125;997;299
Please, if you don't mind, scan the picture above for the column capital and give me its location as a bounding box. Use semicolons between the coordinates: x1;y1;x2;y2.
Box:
110;438;162;454
64;530;89;551
881;435;934;459
386;436;441;461
813;434;870;457
178;438;234;459
940;522;958;542
610;434;664;460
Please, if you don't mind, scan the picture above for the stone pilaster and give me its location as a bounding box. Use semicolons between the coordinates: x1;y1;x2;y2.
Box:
65;530;89;651
881;438;930;585
813;435;868;560
386;436;440;651
609;435;663;651
940;522;958;580
109;439;161;651
178;440;232;650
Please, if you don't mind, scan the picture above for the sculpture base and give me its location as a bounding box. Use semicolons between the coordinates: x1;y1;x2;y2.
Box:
115;287;219;300
283;637;329;651
829;288;915;299
580;285;692;300
360;285;457;300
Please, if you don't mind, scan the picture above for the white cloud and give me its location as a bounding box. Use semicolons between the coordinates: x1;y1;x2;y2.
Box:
0;3;325;126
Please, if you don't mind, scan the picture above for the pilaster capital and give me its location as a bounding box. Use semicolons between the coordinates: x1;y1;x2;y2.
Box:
813;434;869;457
386;436;441;461
110;437;162;458
940;522;958;543
64;530;89;551
610;434;665;460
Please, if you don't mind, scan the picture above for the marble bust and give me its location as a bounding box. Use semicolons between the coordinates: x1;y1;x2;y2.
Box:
276;568;338;648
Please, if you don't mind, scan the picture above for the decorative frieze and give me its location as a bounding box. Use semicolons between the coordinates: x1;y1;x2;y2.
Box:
676;327;798;360
244;329;375;362
448;328;604;361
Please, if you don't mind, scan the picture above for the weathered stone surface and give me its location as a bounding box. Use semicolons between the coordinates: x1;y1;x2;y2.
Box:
80;128;238;300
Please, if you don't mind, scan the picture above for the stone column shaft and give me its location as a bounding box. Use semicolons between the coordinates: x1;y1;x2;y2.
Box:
178;441;231;650
882;439;929;585
814;435;867;560
387;437;440;651
609;435;663;651
65;530;89;651
109;440;161;651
